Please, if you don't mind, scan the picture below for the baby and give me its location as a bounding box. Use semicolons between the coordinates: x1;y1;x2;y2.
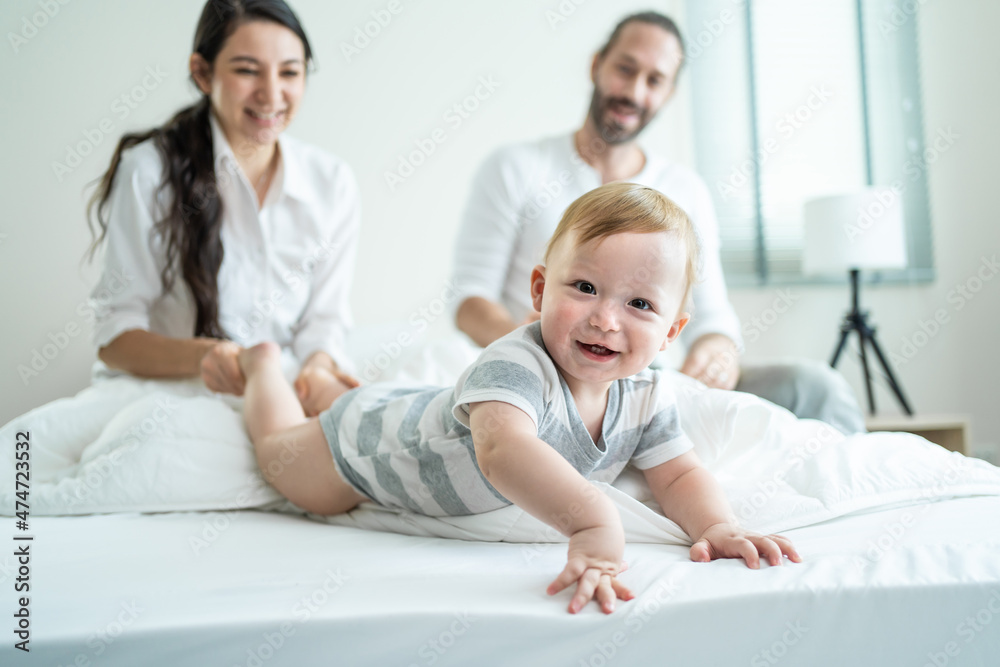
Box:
238;182;800;615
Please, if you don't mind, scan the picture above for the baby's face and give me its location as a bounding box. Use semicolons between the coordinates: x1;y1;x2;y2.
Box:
531;231;689;396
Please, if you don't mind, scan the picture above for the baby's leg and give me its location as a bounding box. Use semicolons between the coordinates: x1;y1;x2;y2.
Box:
239;343;366;515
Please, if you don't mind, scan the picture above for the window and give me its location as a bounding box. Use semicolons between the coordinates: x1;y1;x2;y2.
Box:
685;0;934;285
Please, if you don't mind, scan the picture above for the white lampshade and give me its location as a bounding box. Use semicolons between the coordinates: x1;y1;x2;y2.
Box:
801;188;908;275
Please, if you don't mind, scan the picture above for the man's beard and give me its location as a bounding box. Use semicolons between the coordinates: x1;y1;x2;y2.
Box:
587;88;652;145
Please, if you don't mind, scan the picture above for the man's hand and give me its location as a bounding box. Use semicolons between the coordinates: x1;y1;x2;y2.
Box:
294;365;359;417
679;333;741;390
690;523;801;569
200;341;246;395
547;525;634;614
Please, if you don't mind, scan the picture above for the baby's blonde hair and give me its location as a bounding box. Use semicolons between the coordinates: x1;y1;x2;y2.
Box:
545;182;700;308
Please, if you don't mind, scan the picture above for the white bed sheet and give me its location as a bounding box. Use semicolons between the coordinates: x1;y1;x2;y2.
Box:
5;496;1000;667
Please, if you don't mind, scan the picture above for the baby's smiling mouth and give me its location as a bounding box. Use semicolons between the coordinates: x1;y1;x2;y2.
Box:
577;341;617;358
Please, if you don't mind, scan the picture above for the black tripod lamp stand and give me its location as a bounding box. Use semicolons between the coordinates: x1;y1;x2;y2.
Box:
802;190;913;416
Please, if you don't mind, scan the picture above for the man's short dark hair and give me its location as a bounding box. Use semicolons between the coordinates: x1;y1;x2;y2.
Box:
597;11;686;61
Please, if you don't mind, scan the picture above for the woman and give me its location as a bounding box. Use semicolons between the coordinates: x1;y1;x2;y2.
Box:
3;0;359;487
89;0;358;413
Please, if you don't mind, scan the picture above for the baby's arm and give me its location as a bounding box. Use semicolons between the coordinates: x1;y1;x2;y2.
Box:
643;451;801;567
469;401;633;614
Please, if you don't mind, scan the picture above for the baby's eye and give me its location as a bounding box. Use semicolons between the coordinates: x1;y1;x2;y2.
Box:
574;281;596;295
629;298;652;311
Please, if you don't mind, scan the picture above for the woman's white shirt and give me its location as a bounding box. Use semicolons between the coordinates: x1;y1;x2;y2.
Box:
89;113;360;374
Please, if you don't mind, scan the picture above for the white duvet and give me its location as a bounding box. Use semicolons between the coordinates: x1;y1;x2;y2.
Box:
3;333;999;547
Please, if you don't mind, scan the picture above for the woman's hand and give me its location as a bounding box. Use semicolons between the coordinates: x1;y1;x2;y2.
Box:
200;340;246;395
294;363;360;417
690;523;802;568
547;524;634;614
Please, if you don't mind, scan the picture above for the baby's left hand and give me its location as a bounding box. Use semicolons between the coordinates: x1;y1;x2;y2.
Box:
690;523;802;568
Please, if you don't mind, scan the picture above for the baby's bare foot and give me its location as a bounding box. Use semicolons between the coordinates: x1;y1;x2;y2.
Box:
238;341;281;375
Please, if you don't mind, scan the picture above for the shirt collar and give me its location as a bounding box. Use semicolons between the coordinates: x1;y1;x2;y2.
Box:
208;110;311;203
564;131;656;182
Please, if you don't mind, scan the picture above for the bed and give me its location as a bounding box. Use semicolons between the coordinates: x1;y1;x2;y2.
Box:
3;333;1000;666
7;498;1000;666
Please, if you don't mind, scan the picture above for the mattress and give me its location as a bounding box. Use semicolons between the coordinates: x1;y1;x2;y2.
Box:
5;495;1000;667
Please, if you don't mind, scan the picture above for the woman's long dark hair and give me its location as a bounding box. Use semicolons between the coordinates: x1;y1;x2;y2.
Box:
87;0;313;339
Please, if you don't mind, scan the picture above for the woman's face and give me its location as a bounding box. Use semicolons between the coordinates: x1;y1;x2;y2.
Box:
192;20;307;151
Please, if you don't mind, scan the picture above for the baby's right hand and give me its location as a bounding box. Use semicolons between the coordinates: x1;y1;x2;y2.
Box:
547;525;634;614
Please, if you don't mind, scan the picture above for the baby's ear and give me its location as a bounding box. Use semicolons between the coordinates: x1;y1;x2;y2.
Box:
661;312;690;350
529;265;546;313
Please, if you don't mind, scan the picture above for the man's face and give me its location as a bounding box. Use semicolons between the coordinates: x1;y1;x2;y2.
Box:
587;22;684;145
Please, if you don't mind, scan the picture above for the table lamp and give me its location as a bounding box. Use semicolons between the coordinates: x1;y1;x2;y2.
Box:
802;188;913;415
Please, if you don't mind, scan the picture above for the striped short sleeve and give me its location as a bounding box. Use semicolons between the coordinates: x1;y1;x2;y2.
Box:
630;376;694;469
452;325;554;431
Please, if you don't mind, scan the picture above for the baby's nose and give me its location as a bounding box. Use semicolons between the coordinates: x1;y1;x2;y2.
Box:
589;301;620;331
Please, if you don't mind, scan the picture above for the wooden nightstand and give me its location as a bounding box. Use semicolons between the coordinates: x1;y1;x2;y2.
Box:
865;414;970;456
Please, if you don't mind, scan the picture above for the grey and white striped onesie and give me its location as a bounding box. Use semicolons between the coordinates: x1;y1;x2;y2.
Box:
318;323;692;516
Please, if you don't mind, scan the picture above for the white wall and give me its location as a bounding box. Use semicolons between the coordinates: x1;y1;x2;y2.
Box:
1;0;996;461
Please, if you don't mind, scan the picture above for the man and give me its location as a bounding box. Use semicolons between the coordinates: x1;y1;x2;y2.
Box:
450;11;865;434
